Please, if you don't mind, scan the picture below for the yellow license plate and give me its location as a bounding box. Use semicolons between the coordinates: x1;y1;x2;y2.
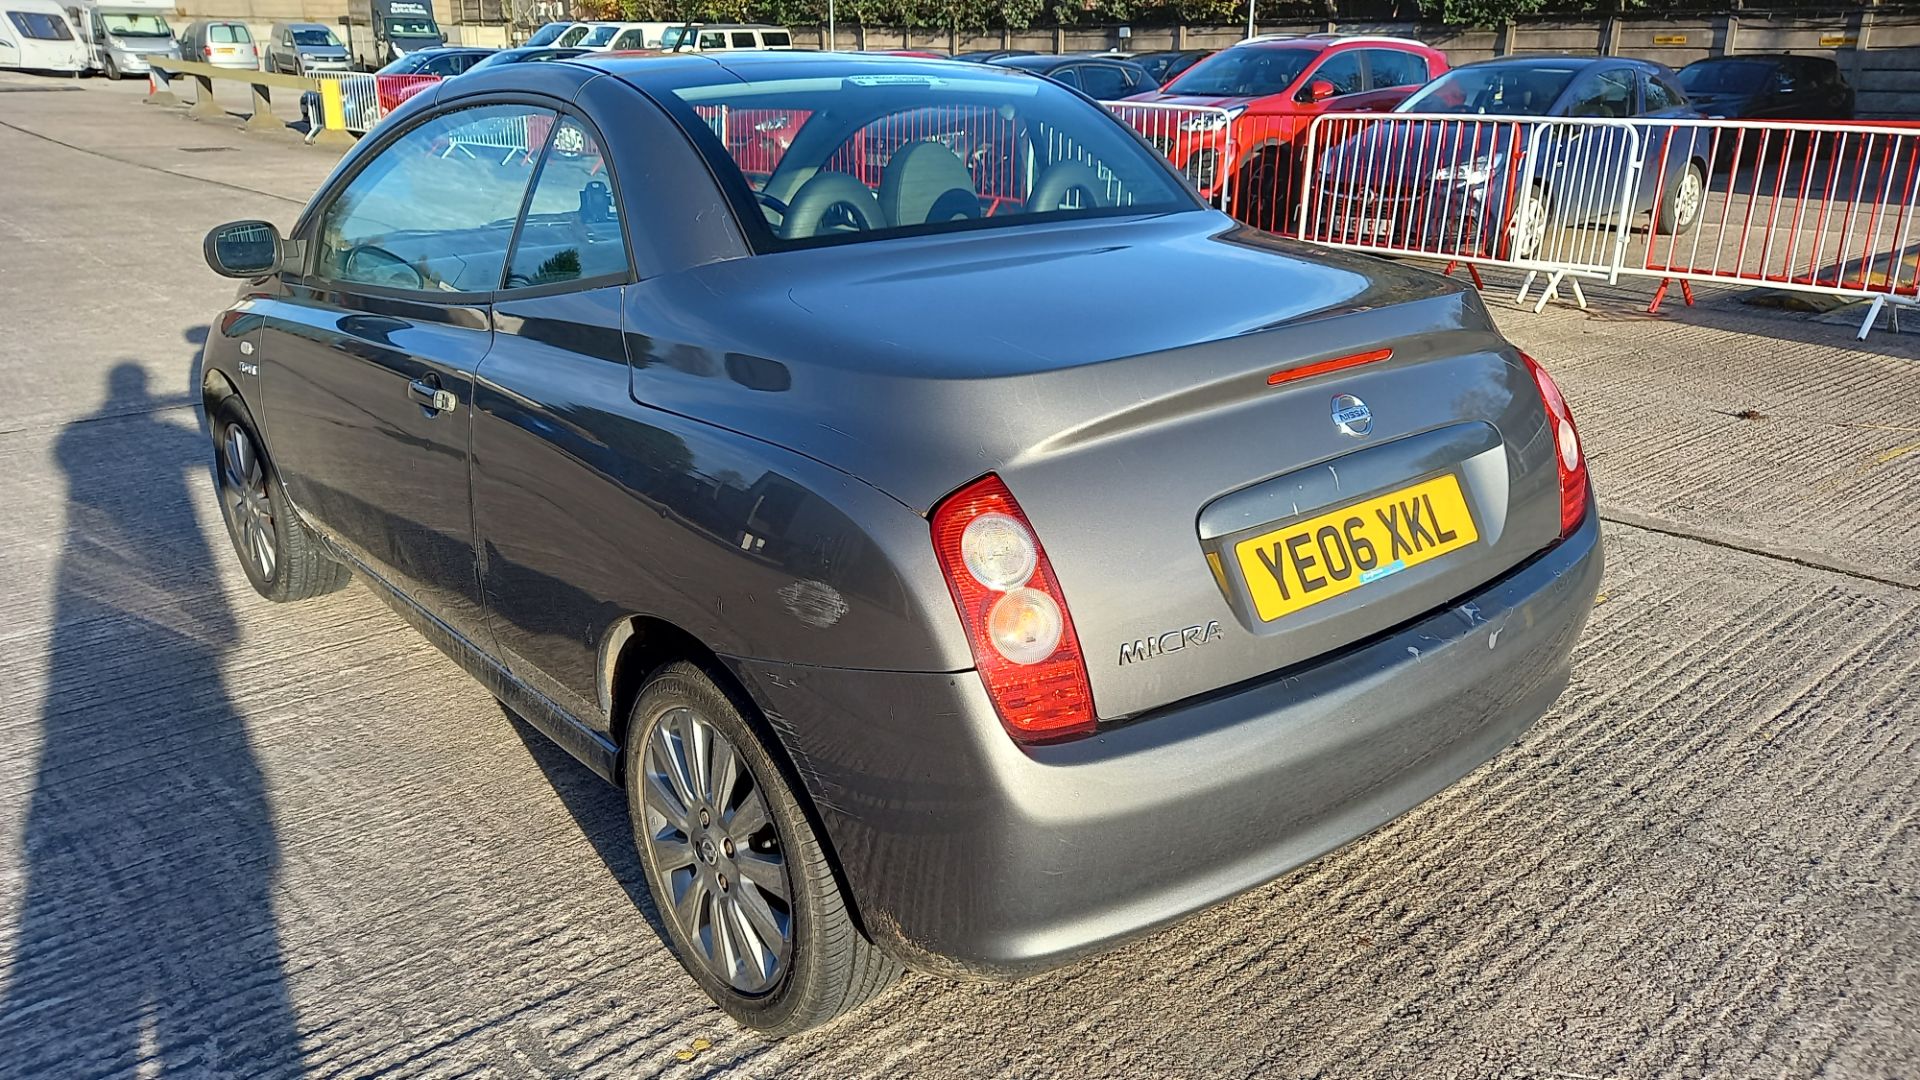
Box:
1233;473;1478;623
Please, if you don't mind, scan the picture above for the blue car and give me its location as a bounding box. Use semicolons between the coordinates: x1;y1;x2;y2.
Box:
1317;56;1705;257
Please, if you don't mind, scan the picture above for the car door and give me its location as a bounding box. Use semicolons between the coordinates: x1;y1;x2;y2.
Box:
1074;61;1133;102
469;112;640;726
254;101;553;648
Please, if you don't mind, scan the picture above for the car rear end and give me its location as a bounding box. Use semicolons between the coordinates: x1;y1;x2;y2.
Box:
200;21;257;69
724;250;1600;978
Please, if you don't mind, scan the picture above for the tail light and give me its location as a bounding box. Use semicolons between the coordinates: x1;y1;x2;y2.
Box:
1521;352;1588;536
202;45;212;57
930;475;1095;743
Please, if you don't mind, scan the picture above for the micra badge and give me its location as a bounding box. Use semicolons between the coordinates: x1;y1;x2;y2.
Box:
1119;621;1224;665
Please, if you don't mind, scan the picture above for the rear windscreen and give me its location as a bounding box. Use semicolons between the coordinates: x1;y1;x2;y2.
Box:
659;69;1195;250
210;23;251;42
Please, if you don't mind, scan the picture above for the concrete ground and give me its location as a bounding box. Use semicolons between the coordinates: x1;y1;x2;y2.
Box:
0;72;1915;1079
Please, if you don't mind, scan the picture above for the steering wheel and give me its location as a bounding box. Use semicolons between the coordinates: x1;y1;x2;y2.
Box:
1028;162;1112;214
779;173;885;240
755;190;791;216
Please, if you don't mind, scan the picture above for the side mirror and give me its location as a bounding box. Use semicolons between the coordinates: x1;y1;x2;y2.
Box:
204;220;287;278
1301;78;1337;104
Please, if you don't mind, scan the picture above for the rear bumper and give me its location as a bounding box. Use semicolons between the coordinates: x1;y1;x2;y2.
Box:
729;506;1602;979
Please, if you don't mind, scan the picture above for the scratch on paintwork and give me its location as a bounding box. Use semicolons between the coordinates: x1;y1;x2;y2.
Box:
1406;646;1422;662
1488;623;1505;650
1328;465;1341;491
780;579;849;629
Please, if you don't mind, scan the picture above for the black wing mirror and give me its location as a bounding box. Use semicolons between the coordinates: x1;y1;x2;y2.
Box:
204;219;295;278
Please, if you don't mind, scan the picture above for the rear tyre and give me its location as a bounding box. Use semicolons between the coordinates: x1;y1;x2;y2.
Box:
210;395;351;602
626;661;901;1036
1657;161;1706;235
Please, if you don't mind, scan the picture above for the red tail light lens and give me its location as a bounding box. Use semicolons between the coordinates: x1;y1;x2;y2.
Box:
931;475;1096;743
1521;352;1588;536
203;45;213;57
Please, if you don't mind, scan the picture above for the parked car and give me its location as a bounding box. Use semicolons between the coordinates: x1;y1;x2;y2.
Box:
1678;54;1854;121
177;19;258;70
1122;48;1212;85
375;43;492;76
198;51;1599;1037
951;49;1032;62
569;21;649;51
1320;56;1705;256
461;44;588;73
264;21;348;74
1126;34;1449;230
0;0;87;74
66;0;178;79
658;23;792;51
988;52;1159;100
522;19;582;47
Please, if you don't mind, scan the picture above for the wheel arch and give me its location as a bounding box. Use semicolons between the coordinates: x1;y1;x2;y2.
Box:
600;613;881;943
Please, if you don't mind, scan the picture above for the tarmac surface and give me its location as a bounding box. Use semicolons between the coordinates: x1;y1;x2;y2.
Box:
0;72;1916;1079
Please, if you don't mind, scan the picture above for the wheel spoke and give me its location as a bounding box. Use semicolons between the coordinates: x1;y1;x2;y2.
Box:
641;770;691;834
651;716;699;811
726;789;771;841
733;848;789;903
727;896;773;990
685;713;714;803
652;834;697;873
676;875;711;960
732;871;788;954
707;736;740;816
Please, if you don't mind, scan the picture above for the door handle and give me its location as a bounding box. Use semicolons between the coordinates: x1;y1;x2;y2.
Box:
407;377;457;414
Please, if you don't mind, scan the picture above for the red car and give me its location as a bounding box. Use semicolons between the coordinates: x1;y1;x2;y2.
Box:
1127;34;1448;230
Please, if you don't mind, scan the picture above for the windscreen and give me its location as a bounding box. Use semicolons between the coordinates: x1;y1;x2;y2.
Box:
660;70;1194;249
660;26;689;49
102;13;170;36
523;22;566;45
1678;60;1771;96
292;27;340;46
385;17;436;36
1398;65;1577;115
1163;46;1311;97
581;24;618;46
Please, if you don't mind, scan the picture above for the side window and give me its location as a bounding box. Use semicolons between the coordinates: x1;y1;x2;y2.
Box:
1049;65;1083;90
556;25;586;46
698;30;724;49
1076;63;1130;100
1309;51;1365;97
760;30;790;47
1642;71;1681;112
730;30;755;48
1567;68;1635;118
314;105;552;293
1364;48;1428;90
422;53;460;75
612;28;643;49
506;117;628;288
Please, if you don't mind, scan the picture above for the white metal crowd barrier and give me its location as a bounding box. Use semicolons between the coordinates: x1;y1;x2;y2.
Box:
1108;102;1236;213
1289;113;1920;339
304;71;441;136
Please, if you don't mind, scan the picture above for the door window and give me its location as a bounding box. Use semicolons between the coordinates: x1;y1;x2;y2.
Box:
1047;65;1082;90
1566;67;1635;117
698;30;724;49
1308;51;1364;97
1075;63;1131;100
761;30;789;47
1642;71;1682;112
611;28;644;49
505;117;628;288
313;104;554;293
730;30;755;48
1363;48;1428;90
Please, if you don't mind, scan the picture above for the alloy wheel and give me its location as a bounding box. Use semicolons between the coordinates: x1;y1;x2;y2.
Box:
1675;170;1704;229
641;706;794;995
1510;194;1548;259
220;423;277;581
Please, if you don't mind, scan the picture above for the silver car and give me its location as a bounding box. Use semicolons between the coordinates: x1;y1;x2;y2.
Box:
263;21;347;74
176;19;258;71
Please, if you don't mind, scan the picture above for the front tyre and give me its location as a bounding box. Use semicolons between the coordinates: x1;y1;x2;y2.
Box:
1658;161;1706;235
626;662;901;1036
211;396;350;602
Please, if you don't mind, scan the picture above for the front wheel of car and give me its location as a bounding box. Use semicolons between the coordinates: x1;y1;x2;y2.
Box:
626;661;901;1036
211;396;351;602
1232;148;1290;234
1658;161;1706;235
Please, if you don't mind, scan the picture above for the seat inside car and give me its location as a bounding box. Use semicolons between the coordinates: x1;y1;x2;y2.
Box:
878;142;981;227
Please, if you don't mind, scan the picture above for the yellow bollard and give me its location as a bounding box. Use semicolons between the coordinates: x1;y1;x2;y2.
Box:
311;79;354;149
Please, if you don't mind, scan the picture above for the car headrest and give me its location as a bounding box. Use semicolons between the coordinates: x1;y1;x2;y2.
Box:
878;141;980;228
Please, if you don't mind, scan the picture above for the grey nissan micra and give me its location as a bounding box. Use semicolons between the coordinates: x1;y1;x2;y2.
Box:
199;52;1602;1035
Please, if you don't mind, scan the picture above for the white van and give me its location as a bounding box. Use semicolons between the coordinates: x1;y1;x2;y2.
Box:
0;0;87;73
659;23;793;52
